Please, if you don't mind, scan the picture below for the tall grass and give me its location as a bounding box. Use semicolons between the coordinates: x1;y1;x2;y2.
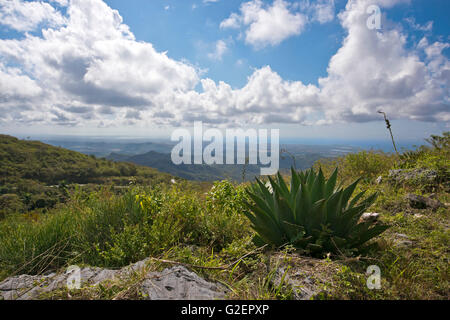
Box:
0;181;250;279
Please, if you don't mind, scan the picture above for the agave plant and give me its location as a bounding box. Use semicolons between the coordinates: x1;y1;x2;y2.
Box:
243;168;388;256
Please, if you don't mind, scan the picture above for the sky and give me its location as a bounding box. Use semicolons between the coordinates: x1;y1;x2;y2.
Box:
0;0;448;142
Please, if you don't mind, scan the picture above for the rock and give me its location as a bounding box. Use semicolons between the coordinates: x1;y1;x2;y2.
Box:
0;266;117;300
392;233;414;248
0;259;227;301
388;169;438;185
360;212;380;222
405;193;443;210
269;253;340;300
140;266;226;300
375;176;383;184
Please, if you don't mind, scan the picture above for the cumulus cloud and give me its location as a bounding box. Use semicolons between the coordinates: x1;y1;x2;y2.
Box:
220;0;308;48
0;0;66;32
299;0;335;24
0;0;448;129
207;40;229;61
316;0;449;123
220;0;335;48
0;0;199;127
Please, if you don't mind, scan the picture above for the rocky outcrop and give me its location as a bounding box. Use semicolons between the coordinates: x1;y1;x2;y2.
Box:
388;169;438;185
269;253;339;300
405;193;443;210
360;212;380;222
141;266;226;300
0;266;117;300
392;233;414;248
0;259;226;300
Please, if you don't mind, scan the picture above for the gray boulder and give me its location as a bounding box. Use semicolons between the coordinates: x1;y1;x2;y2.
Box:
360;212;380;222
0;267;117;300
392;233;414;248
0;259;227;300
269;253;339;300
388;169;438;184
140;266;226;300
405;193;443;210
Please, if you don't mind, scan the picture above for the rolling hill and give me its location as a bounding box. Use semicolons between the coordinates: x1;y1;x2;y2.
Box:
0;134;173;216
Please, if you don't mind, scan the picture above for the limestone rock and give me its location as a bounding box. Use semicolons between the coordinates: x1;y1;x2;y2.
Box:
360;212;380;222
375;176;383;184
269;253;340;300
139;266;227;300
0;267;117;300
388;169;438;185
393;233;414;248
405;193;443;210
0;259;227;301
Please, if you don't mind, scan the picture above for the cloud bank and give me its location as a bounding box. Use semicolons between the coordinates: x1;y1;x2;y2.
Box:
0;0;448;129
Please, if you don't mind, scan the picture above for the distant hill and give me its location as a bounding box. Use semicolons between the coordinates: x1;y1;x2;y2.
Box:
107;151;261;181
0;134;173;216
106;148;342;182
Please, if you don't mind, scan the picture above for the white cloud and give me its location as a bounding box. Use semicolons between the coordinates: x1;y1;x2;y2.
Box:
0;0;448;129
220;0;336;48
221;0;308;48
316;0;449;123
220;13;241;29
299;0;335;24
0;0;66;32
207;40;228;61
404;17;433;32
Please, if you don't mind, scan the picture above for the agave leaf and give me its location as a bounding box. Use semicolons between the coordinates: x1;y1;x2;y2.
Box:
311;168;325;202
341;178;361;208
282;221;305;243
274;193;295;228
276;172;290;198
337;204;367;236
242;167;389;256
352;224;389;248
348;190;366;209
306;169;315;191
359;192;378;210
290;167;301;196
325;168;338;197
309;199;327;231
296;181;312;229
255;178;275;211
246;192;276;223
326;190;343;225
243;201;279;231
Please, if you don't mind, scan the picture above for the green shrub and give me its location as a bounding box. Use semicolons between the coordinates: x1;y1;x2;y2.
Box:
315;150;397;183
243;168;389;256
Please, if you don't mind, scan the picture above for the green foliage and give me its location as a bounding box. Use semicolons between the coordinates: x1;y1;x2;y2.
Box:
0;181;252;278
201;180;250;249
0;134;173;216
397;132;449;187
315;150;397;183
243;168;389;256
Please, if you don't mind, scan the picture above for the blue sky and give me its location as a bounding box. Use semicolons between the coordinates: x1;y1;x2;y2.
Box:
0;0;448;142
103;0;449;87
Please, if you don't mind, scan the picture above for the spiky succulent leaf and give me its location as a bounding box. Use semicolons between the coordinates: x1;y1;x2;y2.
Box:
243;167;389;256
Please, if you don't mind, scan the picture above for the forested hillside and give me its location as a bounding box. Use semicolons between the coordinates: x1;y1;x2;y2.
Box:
0;135;173;217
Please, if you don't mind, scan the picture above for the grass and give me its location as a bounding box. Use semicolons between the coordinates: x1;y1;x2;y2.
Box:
0;133;448;300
